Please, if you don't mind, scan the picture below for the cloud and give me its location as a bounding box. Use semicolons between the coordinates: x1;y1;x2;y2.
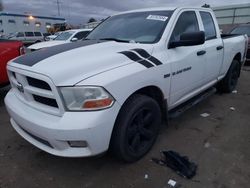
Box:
2;0;250;25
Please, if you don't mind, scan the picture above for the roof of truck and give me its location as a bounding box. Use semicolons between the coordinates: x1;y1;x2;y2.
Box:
115;6;212;16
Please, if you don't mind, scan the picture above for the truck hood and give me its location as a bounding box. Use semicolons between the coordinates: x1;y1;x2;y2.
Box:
10;40;154;86
28;40;69;50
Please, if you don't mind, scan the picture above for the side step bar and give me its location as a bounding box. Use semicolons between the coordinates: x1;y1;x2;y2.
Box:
169;87;216;119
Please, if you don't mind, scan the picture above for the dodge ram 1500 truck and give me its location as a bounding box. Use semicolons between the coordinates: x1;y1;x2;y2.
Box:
5;7;248;162
0;39;25;87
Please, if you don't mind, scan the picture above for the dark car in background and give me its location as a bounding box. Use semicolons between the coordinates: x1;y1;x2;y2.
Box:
230;24;250;65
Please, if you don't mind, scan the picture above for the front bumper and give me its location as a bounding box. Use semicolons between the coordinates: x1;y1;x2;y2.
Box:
5;89;120;157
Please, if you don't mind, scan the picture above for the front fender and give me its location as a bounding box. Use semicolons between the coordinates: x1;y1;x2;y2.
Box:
77;62;171;107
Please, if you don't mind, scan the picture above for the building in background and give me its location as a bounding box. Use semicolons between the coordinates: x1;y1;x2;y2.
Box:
212;3;250;33
0;12;65;36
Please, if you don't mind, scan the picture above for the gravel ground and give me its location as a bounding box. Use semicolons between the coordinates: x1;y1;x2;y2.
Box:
0;68;250;188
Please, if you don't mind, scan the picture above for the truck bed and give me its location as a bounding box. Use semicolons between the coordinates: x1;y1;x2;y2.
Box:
221;34;242;39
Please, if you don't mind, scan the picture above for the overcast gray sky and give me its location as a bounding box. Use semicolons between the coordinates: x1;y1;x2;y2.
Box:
2;0;250;25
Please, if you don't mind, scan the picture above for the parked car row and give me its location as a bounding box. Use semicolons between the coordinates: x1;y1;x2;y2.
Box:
28;29;92;51
6;29;92;47
0;39;25;87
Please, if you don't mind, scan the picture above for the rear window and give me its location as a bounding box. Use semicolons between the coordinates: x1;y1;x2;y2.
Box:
25;32;34;37
34;32;42;36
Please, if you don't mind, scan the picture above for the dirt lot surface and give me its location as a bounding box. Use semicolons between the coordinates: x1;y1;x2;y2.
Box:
0;69;250;188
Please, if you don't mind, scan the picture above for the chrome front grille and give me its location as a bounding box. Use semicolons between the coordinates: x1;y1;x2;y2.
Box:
8;68;64;116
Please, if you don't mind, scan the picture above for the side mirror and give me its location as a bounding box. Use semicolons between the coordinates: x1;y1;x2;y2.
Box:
71;38;78;42
169;31;205;49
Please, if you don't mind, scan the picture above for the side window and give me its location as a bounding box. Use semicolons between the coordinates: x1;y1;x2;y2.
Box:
17;32;24;37
73;31;89;40
34;32;42;36
25;32;34;37
170;11;199;42
200;12;216;40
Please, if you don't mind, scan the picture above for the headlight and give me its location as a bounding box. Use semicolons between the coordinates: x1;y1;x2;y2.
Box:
60;86;114;111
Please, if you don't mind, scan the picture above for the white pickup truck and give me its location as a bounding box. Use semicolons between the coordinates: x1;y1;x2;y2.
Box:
5;7;248;162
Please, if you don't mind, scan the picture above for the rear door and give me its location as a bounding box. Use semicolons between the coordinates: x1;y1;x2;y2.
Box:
199;11;223;83
168;10;206;107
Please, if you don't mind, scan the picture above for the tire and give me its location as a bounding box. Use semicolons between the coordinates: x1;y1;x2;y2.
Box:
110;94;161;162
217;60;241;93
35;40;41;43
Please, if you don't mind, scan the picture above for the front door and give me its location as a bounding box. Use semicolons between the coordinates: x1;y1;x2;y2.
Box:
167;11;206;107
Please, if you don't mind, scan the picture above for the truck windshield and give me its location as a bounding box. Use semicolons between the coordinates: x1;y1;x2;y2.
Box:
231;25;250;37
86;11;173;43
54;31;74;41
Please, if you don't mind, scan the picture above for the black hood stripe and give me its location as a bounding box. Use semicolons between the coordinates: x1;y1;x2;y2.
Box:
13;40;107;67
119;49;163;68
131;48;151;58
131;48;163;66
119;51;154;68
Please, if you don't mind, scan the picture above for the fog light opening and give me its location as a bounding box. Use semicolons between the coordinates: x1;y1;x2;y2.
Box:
68;141;88;148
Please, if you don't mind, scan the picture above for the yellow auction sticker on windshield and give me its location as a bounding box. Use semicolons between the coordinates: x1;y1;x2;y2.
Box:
146;15;168;21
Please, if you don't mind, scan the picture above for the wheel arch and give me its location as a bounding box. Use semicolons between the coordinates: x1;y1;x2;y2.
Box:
233;52;241;62
116;85;168;122
232;52;242;77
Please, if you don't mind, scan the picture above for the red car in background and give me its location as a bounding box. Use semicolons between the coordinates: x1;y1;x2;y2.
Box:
0;39;25;87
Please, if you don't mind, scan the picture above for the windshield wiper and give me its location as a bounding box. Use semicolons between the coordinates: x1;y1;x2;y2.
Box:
99;38;130;43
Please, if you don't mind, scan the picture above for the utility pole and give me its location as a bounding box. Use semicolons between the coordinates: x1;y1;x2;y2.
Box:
0;0;4;11
56;0;61;16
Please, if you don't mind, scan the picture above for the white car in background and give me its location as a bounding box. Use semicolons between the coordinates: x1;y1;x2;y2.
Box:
28;29;92;51
8;31;44;44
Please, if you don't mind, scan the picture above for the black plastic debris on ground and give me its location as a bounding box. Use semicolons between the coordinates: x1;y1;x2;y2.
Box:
152;150;197;179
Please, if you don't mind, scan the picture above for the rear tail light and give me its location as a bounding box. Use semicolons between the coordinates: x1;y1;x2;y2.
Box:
19;46;25;55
